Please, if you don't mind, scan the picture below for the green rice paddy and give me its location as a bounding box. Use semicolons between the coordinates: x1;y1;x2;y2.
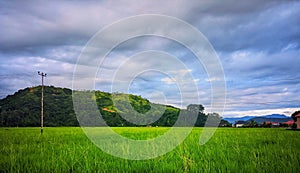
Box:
0;127;299;172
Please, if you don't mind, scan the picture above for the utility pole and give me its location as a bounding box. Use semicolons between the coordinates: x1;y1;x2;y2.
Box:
38;71;46;134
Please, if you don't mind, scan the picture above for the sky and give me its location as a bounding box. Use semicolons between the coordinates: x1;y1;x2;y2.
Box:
0;0;300;117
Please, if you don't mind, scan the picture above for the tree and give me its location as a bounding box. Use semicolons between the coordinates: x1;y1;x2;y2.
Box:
187;104;204;113
291;110;300;122
247;120;258;127
219;119;232;127
291;110;299;129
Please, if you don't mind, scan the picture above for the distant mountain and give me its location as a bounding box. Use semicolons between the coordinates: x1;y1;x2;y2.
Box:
262;114;288;119
223;116;253;124
248;115;291;124
224;114;292;124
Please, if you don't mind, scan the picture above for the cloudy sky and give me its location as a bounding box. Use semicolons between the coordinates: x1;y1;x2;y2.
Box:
0;0;299;117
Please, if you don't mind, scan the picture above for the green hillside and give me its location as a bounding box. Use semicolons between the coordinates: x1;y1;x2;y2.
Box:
0;86;228;127
0;86;77;127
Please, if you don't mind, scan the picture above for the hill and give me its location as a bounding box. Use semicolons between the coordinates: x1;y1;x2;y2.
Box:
0;86;77;126
224;114;292;124
0;86;227;127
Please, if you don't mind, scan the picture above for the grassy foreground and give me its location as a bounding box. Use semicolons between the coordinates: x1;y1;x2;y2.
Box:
0;127;299;172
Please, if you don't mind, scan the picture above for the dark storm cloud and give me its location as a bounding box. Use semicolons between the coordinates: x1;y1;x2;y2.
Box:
187;0;300;53
0;0;299;116
0;0;101;50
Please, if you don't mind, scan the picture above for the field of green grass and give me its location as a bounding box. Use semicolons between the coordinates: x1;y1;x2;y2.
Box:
0;127;299;172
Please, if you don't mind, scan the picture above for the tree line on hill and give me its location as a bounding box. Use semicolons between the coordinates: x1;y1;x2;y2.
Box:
0;86;230;127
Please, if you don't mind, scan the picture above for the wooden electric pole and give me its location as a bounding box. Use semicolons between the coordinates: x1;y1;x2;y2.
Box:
38;71;46;134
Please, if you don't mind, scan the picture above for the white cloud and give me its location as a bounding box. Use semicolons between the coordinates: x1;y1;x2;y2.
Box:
205;77;220;82
161;77;176;85
223;108;300;118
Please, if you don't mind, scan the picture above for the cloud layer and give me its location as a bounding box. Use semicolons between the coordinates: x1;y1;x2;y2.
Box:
0;0;300;117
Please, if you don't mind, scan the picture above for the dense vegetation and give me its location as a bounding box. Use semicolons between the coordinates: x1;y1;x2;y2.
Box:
0;86;229;127
0;127;299;172
0;86;77;127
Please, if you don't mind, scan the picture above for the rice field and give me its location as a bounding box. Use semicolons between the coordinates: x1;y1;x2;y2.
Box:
0;127;299;172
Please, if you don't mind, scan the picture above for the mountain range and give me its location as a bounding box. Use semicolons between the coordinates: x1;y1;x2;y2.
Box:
224;114;292;124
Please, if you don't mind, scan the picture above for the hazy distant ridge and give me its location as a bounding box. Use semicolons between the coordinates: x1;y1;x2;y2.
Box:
224;114;292;124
